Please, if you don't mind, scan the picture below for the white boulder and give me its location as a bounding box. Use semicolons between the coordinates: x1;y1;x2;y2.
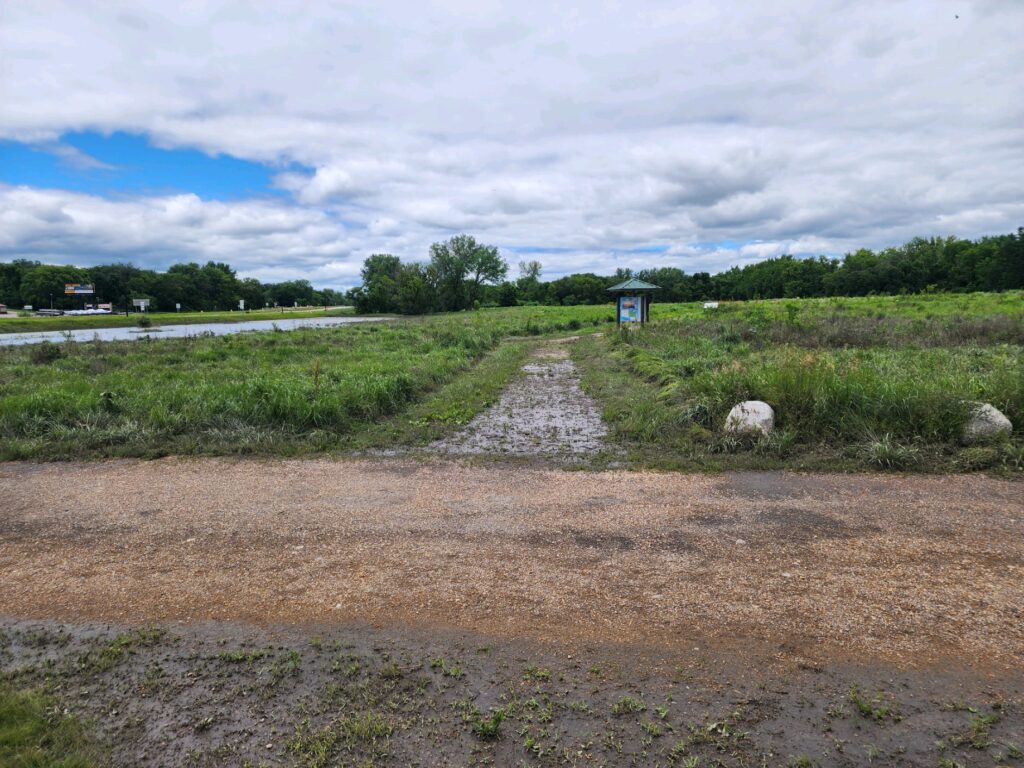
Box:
724;400;775;435
961;402;1012;444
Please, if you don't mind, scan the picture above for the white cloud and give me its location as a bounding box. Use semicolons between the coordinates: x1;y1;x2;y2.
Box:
1;0;1023;288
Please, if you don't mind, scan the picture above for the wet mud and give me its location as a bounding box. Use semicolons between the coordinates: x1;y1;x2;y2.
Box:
2;618;1021;768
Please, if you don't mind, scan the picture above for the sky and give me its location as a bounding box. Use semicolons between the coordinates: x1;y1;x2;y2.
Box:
1;1;1022;289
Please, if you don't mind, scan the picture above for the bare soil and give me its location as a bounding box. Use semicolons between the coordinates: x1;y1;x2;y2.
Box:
2;458;1021;670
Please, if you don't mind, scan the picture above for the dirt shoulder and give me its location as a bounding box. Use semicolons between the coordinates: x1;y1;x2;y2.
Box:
2;458;1021;672
3;617;1021;768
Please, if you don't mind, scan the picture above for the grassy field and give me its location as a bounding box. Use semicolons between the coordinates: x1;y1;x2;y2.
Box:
0;292;1020;471
0;305;611;460
575;291;1024;473
0;305;354;333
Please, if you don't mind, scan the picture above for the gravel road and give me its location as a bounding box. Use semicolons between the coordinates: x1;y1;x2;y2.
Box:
430;341;608;456
2;458;1022;670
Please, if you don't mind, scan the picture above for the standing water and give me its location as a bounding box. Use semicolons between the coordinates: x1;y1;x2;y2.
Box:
0;315;387;346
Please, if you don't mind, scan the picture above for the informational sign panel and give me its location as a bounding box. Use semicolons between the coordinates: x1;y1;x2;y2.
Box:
618;295;640;323
64;283;95;295
132;298;150;310
238;299;245;310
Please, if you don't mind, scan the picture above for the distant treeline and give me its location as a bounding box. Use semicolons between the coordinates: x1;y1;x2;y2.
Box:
0;260;346;311
353;228;1024;313
2;228;1021;313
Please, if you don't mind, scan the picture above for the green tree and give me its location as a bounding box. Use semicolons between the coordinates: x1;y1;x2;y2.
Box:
428;234;507;311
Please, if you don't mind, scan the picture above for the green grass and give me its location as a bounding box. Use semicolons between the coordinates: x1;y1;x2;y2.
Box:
574;291;1023;473
1;293;1021;471
0;684;101;767
0;305;356;334
0;306;611;460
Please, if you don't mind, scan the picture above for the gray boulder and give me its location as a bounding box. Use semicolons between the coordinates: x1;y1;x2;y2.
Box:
724;400;775;435
961;402;1012;444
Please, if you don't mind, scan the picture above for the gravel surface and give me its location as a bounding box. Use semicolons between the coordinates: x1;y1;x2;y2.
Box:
2;458;1022;671
430;340;608;456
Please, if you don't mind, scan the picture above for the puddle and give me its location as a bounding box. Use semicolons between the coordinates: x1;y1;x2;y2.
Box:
430;343;607;457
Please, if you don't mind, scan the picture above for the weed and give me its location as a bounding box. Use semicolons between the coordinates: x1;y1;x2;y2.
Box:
859;434;920;469
612;695;646;715
642;720;662;737
472;708;506;740
523;665;552;682
268;649;302;687
429;657;464;678
287;712;393;767
849;688;899;721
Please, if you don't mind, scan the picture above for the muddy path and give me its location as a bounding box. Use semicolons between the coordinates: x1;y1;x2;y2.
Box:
2;458;1022;671
430;338;608;457
2;617;1021;768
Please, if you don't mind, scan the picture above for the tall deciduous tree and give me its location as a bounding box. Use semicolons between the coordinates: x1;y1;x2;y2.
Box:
428;234;507;311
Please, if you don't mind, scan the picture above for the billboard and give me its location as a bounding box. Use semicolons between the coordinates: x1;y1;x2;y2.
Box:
64;283;95;295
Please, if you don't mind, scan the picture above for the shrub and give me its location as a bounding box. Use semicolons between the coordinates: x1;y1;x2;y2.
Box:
29;342;63;364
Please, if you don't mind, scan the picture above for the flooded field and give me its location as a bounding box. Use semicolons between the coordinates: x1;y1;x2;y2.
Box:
0;314;385;346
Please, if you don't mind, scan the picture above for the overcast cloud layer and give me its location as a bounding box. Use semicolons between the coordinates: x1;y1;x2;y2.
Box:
2;0;1023;287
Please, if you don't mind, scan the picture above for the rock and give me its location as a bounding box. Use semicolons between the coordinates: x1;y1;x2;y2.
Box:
724;400;775;435
961;402;1012;444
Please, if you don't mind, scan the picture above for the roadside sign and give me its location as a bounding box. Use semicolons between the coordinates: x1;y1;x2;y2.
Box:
132;298;150;310
64;283;94;295
175;303;181;311
239;299;245;310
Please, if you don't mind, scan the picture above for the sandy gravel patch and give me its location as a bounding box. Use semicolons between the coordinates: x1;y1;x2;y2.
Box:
430;341;607;456
1;458;1022;670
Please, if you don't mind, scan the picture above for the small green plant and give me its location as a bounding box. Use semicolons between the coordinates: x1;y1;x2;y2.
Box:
523;665;552;682
611;695;646;715
472;708;506;740
849;688;899;721
641;720;662;737
859;434;920;469
268;649;302;687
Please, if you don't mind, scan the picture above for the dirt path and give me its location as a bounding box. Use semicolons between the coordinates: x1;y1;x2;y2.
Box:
430;338;608;456
2;458;1022;671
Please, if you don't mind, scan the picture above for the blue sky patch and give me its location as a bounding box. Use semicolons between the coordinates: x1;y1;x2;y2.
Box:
0;131;290;201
